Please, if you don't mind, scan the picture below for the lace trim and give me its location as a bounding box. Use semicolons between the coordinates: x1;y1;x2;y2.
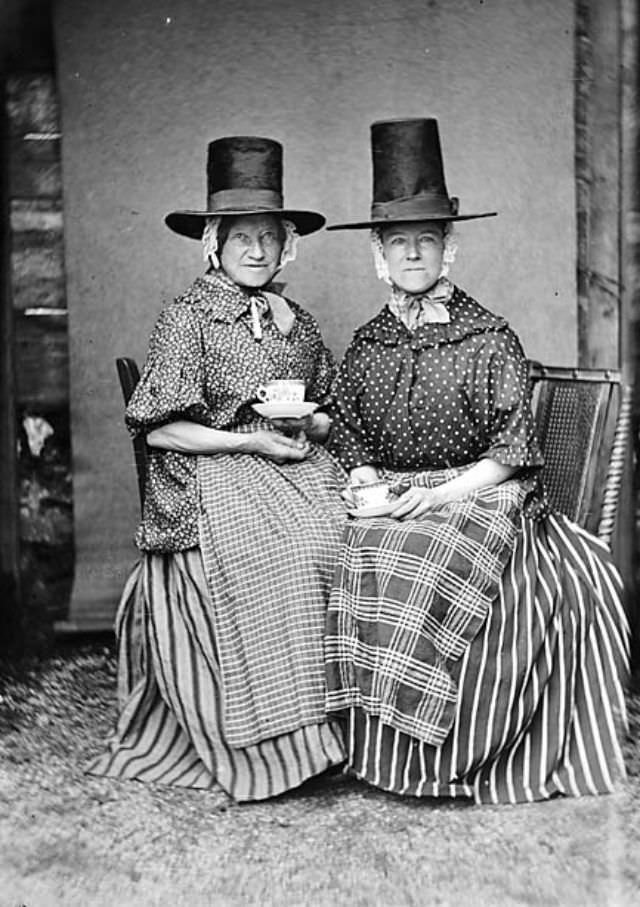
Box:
201;216;299;272
370;224;458;285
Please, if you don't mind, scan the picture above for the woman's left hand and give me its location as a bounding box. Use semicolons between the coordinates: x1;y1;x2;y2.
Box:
268;412;331;443
268;415;313;439
390;484;441;520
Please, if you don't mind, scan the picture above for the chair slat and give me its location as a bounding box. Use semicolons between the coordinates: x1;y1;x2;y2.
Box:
115;357;147;511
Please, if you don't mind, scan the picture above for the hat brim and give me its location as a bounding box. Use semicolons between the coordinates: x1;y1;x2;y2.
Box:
326;211;497;230
165;208;325;239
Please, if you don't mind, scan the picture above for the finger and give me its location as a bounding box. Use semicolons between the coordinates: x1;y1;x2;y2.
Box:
272;432;307;450
392;494;421;520
389;489;416;511
281;438;310;457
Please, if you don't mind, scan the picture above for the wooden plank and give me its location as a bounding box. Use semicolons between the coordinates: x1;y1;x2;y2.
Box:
7;135;62;198
6;73;59;136
14;311;69;409
0;78;22;650
575;0;621;369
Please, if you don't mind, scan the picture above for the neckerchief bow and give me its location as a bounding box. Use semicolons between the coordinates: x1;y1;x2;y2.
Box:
388;277;454;331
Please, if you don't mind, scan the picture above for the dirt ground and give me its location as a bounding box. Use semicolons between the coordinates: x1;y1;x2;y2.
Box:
1;641;640;907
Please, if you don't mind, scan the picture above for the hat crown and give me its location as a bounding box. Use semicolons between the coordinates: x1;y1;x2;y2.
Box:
371;119;448;204
164;135;325;239
326;116;496;230
207;136;283;199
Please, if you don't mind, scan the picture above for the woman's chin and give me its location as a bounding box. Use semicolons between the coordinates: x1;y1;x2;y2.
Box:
395;280;436;295
236;270;275;288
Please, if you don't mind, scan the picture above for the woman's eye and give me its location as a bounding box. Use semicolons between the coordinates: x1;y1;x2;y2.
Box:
418;235;437;245
390;236;406;246
261;232;278;244
232;233;250;244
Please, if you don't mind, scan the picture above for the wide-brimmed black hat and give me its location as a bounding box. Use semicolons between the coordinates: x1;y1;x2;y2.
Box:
327;118;496;230
165;136;325;239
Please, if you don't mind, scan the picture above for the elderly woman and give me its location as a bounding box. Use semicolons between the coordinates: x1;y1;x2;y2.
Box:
324;118;629;804
88;136;347;801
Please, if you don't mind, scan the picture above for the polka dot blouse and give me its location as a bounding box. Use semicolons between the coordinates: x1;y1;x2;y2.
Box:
126;271;336;552
328;286;543;474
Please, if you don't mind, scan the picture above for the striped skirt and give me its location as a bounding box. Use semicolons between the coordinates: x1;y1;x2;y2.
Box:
330;513;629;804
86;549;346;802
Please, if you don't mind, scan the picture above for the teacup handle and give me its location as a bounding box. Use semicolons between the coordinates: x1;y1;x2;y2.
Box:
256;385;269;401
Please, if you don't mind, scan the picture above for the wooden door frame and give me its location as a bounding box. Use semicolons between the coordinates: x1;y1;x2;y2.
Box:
576;0;639;377
575;0;639;622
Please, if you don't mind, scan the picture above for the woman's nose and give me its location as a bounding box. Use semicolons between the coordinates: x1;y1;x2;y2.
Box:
248;239;266;259
405;239;420;259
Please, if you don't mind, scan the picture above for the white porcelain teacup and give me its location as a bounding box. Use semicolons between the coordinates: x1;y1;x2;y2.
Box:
256;379;306;404
350;481;392;510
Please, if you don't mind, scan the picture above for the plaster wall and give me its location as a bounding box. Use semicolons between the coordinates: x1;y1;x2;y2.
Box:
55;0;576;623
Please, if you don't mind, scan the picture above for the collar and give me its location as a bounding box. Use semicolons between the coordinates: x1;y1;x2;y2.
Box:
192;271;294;337
388;277;453;329
193;270;286;323
356;286;509;350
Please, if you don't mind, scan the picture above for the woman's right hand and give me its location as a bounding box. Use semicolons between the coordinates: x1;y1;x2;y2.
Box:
244;429;310;464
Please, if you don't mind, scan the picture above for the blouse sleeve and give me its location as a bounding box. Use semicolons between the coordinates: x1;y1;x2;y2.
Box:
295;309;337;406
475;329;543;468
327;340;380;471
125;302;214;438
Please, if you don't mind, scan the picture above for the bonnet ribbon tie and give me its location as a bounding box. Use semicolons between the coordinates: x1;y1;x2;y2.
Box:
248;290;296;340
389;277;454;331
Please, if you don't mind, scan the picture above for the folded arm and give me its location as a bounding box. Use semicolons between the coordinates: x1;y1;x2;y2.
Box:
146;421;311;464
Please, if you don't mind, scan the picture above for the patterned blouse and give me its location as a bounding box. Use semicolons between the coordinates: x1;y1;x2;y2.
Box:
328;286;543;474
126;271;336;552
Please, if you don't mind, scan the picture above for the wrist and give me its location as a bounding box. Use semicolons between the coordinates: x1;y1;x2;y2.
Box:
230;431;255;454
430;480;456;506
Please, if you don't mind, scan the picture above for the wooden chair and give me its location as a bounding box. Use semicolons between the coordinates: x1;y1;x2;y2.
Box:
115;357;148;510
114;356;632;548
528;362;632;548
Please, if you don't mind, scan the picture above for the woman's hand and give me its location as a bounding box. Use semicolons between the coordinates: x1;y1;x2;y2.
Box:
245;429;310;463
267;412;331;443
267;415;312;439
388;459;519;520
390;484;441;520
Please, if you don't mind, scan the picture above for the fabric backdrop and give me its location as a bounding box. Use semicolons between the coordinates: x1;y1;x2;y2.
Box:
54;0;576;628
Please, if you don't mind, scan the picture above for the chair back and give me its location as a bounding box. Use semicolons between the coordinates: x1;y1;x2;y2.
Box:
115;357;147;510
528;362;631;544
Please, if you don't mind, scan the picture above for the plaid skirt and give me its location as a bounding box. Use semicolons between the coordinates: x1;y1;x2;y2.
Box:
327;512;629;804
325;477;527;745
197;445;347;747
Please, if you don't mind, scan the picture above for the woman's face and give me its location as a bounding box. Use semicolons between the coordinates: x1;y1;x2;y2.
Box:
219;214;284;288
381;221;446;294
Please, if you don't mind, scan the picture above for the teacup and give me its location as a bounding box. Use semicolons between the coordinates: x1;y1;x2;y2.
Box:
257;379;306;404
351;481;392;510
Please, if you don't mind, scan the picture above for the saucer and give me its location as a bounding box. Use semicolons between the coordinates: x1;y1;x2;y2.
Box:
252;401;318;419
346;500;397;519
